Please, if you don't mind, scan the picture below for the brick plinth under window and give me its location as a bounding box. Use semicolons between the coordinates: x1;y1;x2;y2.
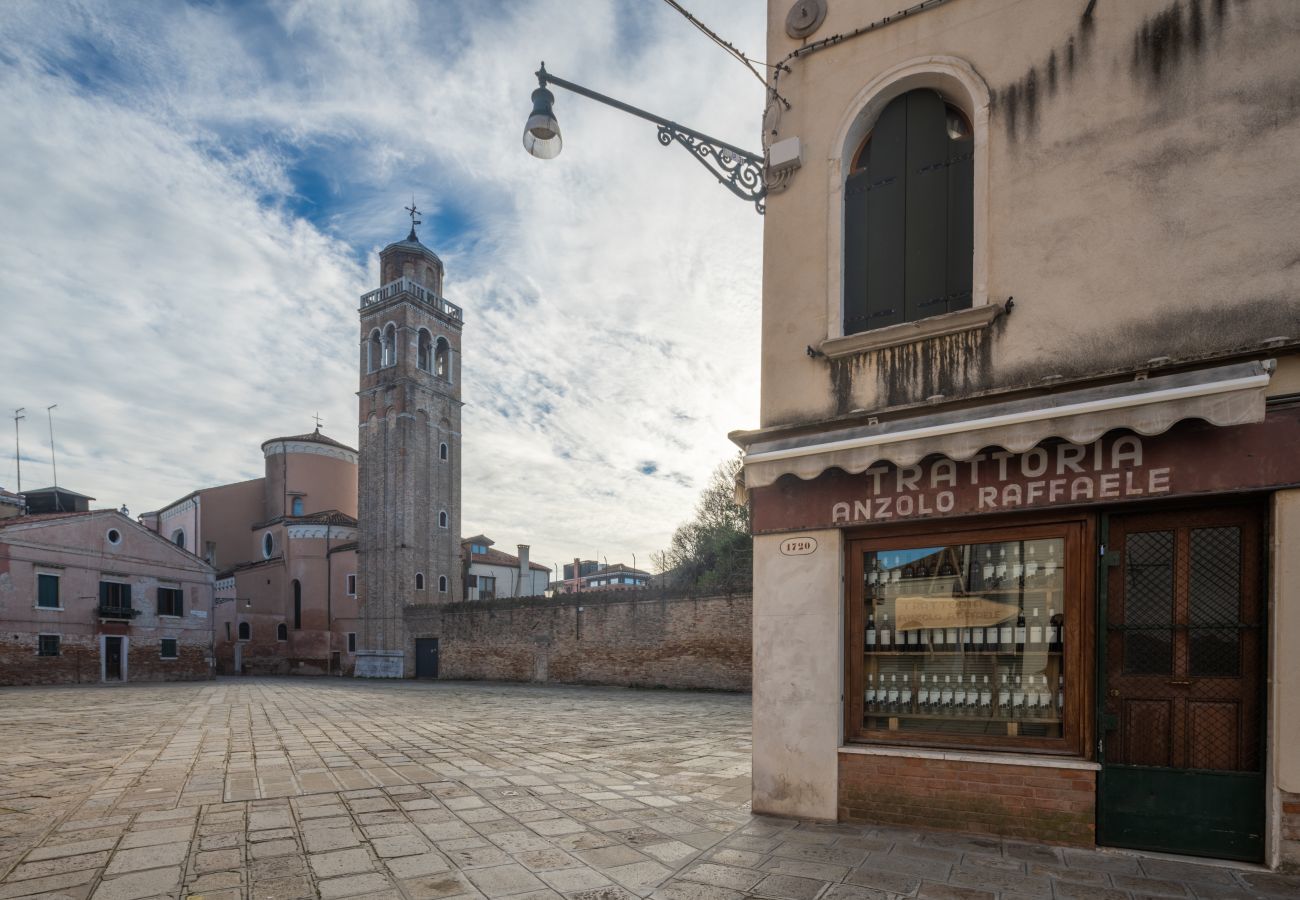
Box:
838;752;1096;846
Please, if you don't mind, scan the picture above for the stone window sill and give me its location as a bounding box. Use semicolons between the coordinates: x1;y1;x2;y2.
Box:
35;605;64;611
839;743;1099;771
820;302;1004;359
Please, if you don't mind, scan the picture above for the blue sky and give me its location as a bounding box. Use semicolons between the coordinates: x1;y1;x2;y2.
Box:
0;0;764;573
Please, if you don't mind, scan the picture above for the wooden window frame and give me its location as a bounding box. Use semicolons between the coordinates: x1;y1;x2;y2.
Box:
844;511;1095;757
36;572;61;609
157;586;183;617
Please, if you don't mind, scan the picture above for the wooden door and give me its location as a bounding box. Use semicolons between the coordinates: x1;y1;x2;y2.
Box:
104;637;122;681
1097;505;1265;861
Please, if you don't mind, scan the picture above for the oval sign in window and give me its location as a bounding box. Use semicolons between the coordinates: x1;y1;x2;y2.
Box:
780;536;818;556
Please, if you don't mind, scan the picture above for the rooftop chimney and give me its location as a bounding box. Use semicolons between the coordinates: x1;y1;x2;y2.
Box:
517;544;530;581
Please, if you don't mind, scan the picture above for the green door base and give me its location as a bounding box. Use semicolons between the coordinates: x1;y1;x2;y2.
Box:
1098;766;1263;862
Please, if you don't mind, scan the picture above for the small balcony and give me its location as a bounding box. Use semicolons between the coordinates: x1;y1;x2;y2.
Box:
359;277;463;323
97;604;139;621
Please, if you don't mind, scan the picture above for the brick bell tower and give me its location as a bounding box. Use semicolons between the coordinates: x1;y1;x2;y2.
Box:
355;205;463;677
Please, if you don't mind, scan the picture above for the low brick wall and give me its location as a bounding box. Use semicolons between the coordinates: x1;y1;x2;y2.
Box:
0;632;209;685
838;751;1096;846
405;591;751;691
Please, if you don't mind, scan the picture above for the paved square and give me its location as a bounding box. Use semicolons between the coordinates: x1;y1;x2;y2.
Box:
0;679;1296;899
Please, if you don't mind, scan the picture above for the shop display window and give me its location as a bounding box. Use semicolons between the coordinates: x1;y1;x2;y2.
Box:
847;522;1086;751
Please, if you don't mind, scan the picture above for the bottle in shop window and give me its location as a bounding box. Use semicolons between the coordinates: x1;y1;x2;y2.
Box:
1014;609;1027;653
901;680;913;713
941;675;954;714
931;625;945;653
970;621;984;652
1029;607;1043;648
879;613;891;650
953;677;967;715
999;617;1015;654
982;547;995;581
1012;675;1025;717
887;674;900;712
995;546;1008;580
1011;543;1024;581
1045;544;1058;577
998;673;1011;717
979;675;992;716
865;611;876;650
917;674;930;713
1025;545;1039;578
1057;674;1065;714
1048;607;1061;652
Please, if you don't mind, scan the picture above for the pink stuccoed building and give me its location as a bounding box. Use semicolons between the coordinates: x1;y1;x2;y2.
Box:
140;428;362;676
0;509;215;685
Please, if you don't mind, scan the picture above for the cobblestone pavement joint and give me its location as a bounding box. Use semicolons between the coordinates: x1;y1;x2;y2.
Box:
0;679;1295;900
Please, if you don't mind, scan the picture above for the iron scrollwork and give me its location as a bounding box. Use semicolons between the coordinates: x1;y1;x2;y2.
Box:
656;124;767;215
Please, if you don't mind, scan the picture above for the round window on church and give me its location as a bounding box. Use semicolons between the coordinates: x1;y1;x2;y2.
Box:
106;528;121;545
262;532;274;559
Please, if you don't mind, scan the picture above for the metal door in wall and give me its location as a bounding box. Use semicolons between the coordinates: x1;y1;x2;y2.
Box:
1097;506;1265;861
415;639;439;679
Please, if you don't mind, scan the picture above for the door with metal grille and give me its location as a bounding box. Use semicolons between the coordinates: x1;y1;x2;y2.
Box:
1097;506;1265;861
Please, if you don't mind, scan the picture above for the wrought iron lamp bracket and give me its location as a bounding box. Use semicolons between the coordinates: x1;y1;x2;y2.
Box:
536;63;768;215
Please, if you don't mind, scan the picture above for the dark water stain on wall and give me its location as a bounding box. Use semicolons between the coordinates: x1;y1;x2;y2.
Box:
1001;1;1098;140
826;323;1002;416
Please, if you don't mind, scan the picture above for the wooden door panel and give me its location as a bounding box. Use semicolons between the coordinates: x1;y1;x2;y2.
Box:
1122;699;1173;767
1188;701;1240;771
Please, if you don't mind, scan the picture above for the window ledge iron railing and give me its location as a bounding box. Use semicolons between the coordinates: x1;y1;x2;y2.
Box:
97;604;139;620
360;277;463;322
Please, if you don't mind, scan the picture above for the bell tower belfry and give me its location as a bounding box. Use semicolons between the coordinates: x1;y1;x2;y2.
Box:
355;205;463;677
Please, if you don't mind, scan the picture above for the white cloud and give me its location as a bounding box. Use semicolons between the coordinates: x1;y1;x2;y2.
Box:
0;0;764;573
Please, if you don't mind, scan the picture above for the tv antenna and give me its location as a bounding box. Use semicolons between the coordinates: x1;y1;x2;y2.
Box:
12;408;24;494
46;405;59;510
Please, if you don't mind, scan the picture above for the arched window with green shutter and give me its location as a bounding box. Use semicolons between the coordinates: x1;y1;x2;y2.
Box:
844;89;973;336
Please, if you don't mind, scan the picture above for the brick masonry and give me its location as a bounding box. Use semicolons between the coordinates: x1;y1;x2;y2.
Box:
838;752;1096;846
404;591;752;691
0;633;208;685
1282;790;1300;871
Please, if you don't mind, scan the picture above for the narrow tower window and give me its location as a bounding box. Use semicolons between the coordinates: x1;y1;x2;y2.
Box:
439;575;448;593
238;621;250;641
440;442;449;461
435;337;450;378
415;572;425;590
439;510;448;528
292;579;302;629
291;497;304;516
383;323;397;367
367;329;382;372
417;329;433;372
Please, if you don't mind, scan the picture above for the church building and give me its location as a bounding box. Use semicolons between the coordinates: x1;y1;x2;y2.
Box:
355;213;463;677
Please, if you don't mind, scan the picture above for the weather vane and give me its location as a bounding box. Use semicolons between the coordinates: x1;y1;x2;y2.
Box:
313;412;323;431
405;197;421;239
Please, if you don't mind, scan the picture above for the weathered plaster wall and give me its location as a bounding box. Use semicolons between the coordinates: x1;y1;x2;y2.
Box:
762;0;1300;425
751;530;843;820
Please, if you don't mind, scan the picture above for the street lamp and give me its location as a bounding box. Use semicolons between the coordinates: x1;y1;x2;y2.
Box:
523;62;769;214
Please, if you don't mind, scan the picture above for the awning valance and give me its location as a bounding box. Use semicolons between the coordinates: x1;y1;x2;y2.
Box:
743;360;1273;490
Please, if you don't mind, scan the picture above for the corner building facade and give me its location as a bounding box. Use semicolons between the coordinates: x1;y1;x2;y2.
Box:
736;0;1300;868
356;228;463;676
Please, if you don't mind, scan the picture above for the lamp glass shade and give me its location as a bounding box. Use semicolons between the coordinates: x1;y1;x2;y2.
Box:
523;87;562;159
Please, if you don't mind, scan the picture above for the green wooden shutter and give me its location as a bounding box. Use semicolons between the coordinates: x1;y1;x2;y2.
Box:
946;132;974;313
903;90;951;323
99;581;109;605
844;94;907;335
123;583;132;609
37;574;58;608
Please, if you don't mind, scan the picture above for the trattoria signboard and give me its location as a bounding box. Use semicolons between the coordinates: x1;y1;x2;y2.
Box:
750;411;1300;533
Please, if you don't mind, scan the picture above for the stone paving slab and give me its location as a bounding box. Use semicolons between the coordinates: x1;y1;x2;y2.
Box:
0;679;1296;900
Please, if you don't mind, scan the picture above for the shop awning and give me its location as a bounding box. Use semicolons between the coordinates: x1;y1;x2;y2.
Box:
742;360;1273;490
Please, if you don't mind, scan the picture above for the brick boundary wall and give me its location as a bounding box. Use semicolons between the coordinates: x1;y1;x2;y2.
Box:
405;592;752;691
838;752;1096;846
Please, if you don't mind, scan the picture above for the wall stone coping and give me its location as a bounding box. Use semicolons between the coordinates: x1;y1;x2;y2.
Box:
839;743;1101;771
